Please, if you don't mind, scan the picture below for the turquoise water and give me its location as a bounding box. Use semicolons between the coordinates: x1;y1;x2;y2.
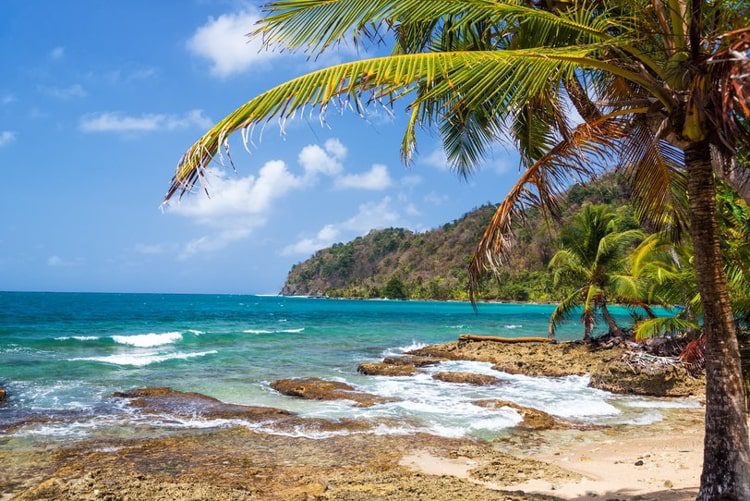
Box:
0;292;696;441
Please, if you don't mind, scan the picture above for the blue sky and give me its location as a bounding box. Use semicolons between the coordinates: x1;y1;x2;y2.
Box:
0;1;522;294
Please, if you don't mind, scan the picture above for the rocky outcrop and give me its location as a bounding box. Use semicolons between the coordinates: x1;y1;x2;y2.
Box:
270;378;390;407
382;356;440;367
113;387;292;421
357;363;417;376
0;386;6;402
432;372;501;386
589;362;704;397
473;400;559;430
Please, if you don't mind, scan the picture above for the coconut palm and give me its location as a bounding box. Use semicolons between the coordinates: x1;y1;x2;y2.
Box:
547;204;645;340
164;0;750;496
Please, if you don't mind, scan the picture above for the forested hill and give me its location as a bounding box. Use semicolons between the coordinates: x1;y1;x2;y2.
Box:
281;175;632;301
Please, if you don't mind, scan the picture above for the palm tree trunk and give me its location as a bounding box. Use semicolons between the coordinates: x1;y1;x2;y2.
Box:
582;310;594;342
686;141;750;500
600;303;624;337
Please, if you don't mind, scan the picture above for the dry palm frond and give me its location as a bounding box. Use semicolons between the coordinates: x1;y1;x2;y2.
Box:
467;108;646;299
618;118;689;235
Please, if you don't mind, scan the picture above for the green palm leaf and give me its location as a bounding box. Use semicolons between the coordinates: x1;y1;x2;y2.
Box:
166;46;646;201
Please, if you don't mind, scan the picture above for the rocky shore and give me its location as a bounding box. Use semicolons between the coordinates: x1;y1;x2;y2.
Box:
0;338;711;499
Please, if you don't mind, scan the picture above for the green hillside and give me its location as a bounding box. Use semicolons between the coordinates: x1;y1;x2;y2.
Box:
281;174;633;301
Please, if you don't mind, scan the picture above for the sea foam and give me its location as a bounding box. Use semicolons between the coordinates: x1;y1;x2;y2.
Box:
111;331;183;347
243;327;304;334
69;350;217;367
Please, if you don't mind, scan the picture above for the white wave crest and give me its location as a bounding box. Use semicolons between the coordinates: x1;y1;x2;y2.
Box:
111;332;183;347
54;336;100;341
504;324;522;329
69;350;217;367
243;328;304;334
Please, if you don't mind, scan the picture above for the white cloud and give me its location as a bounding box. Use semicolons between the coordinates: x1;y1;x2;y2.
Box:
40;83;86;99
187;9;280;78
283;197;404;255
298;143;344;177
421;148;450;171
1;94;15;105
335;163;392;190
167;137;393;258
169;155;316;259
49;46;65;59
47;255;82;267
80;109;212;133
0;131;16;147
170;162;303;221
324;138;347;160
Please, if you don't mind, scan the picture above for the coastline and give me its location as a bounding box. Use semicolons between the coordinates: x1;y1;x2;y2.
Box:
1;338;711;499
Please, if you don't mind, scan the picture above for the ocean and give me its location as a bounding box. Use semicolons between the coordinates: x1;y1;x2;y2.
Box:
0;292;697;443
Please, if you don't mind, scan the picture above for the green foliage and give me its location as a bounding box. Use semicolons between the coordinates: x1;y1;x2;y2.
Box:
282;175;632;301
382;276;408;300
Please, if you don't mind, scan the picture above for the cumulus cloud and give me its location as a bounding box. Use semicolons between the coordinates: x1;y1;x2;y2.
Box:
187;9;280;78
298;142;344;177
80;110;212;133
40;83;87;99
0;131;17;147
169;139;347;258
283;197;404;256
170;162;303;259
335;164;392;190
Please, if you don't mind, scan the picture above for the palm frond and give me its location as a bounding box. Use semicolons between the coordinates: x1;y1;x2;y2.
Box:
548;286;586;337
635;316;699;342
618;119;689;235
468;108;646;298
256;0;619;55
167;46;636;202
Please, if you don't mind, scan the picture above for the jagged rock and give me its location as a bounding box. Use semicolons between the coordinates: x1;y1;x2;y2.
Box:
271;378;390;407
432;372;501;386
382;356;440;367
357;363;417;376
113;387;292;420
589;361;704;397
473;400;559;430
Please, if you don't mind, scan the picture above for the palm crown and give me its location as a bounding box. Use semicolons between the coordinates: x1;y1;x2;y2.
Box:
547;204;645;339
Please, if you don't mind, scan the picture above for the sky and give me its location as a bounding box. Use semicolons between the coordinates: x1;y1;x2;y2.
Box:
0;0;523;294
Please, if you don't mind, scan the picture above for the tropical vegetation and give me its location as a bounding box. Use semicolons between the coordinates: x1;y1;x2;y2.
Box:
165;0;750;497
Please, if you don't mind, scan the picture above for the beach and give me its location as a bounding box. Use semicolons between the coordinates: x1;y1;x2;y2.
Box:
0;293;713;499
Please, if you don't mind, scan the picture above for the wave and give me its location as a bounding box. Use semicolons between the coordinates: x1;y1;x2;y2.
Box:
69;350;217;367
186;329;205;335
111;332;183;348
54;336;100;341
504;324;522;329
243;328;305;334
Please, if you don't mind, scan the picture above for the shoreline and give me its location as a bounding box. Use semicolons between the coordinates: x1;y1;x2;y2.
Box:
1;338;712;499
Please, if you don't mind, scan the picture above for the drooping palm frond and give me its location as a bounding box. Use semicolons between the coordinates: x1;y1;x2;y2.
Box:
166;46;656;202
548;286;587;337
467;108;646;296
618;118;689;234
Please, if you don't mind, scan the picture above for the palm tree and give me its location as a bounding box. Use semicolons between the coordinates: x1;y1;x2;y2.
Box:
547;204;645;340
164;1;750;496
